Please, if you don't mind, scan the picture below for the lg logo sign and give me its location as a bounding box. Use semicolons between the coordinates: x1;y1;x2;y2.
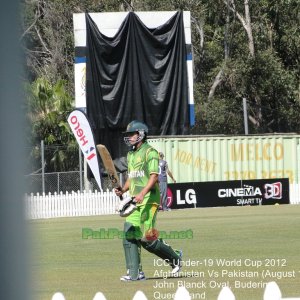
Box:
176;189;197;205
166;188;197;207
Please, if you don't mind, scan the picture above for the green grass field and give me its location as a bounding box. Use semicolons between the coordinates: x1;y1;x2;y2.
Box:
29;205;300;300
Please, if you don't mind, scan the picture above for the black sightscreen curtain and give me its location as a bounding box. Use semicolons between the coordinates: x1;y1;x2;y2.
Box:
86;11;189;159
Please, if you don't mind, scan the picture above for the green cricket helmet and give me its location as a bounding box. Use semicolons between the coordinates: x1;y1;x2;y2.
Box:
123;120;148;147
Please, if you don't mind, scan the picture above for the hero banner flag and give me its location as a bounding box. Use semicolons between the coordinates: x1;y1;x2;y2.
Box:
67;109;102;190
85;11;189;160
165;178;289;209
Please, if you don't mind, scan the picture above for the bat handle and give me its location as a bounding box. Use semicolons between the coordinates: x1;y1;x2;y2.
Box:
116;186;123;200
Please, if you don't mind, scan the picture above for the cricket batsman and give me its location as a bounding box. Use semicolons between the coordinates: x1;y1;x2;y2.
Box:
115;120;182;281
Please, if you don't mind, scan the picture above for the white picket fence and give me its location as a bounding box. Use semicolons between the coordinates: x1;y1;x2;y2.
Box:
51;282;300;300
25;184;300;220
25;189;120;219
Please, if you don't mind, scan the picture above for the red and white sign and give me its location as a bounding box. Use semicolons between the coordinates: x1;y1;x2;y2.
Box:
67;109;102;190
264;182;282;199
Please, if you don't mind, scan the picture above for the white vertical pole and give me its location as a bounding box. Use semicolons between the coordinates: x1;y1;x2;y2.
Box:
84;158;91;191
41;140;45;193
243;98;249;135
79;147;83;192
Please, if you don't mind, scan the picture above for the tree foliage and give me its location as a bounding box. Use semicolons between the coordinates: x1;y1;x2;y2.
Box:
21;0;300;145
25;77;76;172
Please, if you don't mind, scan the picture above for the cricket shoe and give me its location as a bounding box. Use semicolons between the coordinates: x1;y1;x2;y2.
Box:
171;250;183;275
120;271;146;281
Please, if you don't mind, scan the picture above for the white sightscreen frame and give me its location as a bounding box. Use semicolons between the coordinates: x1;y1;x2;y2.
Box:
73;11;194;125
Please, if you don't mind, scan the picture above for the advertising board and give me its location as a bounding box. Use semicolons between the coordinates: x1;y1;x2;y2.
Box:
165;178;289;209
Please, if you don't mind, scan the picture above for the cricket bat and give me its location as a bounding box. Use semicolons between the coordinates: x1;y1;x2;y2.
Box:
97;144;137;215
96;144;122;197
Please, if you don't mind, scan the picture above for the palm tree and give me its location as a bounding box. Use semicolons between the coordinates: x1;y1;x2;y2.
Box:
26;77;77;172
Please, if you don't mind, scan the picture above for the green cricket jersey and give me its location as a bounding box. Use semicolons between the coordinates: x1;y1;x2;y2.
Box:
127;142;160;205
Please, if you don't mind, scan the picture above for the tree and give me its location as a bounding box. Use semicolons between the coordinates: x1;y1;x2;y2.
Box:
25;78;76;172
21;0;300;138
196;0;299;133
